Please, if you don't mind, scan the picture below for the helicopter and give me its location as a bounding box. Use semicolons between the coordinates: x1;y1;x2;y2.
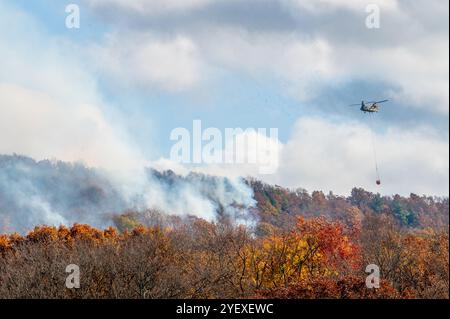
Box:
349;100;389;113
349;99;389;186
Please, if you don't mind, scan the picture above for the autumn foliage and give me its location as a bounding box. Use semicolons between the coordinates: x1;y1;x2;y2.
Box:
0;213;448;299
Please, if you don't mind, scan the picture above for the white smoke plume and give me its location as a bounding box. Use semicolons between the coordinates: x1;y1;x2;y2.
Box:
0;2;256;233
0;155;256;233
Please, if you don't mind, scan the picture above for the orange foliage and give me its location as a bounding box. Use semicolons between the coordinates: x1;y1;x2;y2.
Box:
0;218;447;299
26;225;59;243
243;217;361;292
295;217;361;271
69;224;105;244
0;234;10;254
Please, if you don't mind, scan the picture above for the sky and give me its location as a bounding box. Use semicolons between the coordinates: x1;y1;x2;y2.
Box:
0;0;448;196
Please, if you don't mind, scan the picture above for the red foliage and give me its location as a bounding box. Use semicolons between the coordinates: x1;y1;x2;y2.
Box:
257;275;400;299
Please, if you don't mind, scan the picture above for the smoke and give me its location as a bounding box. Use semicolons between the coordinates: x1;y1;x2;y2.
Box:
0;3;256;234
146;170;256;224
0;154;256;233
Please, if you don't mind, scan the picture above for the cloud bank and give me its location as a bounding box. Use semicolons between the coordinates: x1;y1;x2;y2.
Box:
0;0;448;222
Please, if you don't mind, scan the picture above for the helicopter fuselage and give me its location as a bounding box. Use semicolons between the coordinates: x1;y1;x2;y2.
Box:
361;103;379;113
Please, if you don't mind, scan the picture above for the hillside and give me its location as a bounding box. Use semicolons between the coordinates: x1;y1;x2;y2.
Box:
0;154;448;299
1;154;448;234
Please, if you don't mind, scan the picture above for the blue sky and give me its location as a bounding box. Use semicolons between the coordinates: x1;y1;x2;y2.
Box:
0;0;448;195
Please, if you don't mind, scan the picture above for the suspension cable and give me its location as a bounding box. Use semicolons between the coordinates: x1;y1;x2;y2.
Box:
369;113;381;184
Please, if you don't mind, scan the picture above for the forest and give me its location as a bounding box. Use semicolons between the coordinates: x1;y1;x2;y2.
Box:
0;176;448;298
0;155;449;299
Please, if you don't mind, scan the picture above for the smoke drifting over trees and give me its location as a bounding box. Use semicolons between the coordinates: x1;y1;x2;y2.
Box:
0;154;448;299
0;154;256;233
1;154;448;233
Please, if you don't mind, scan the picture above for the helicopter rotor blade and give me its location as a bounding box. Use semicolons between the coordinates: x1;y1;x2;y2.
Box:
366;99;389;104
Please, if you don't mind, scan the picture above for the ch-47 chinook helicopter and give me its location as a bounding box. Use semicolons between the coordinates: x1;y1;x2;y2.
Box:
349;99;389;113
349;99;389;186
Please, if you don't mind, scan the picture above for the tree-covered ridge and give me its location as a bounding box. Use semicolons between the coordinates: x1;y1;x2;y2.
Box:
1;154;448;234
249;179;449;234
0;155;448;299
0;154;255;232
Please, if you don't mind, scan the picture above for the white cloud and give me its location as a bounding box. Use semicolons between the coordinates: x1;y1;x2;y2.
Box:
88;0;400;15
92;33;206;91
152;127;282;178
331;37;449;114
0;84;145;171
190;20;448;112
162;116;449;196
83;0;448;113
286;0;399;13
0;3;146;173
274;117;448;196
1;0;448;200
199;29;336;100
0;2;257;228
86;0;213;15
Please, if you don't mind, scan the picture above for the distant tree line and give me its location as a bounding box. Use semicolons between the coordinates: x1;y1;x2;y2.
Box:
248;180;448;235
